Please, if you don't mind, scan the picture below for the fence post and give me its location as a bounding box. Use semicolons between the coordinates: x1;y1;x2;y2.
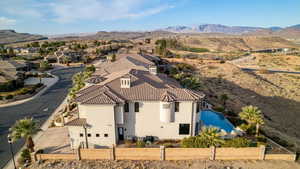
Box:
76;147;81;160
260;145;266;160
160;146;165;161
210;146;216;160
110;144;116;160
31;152;38;162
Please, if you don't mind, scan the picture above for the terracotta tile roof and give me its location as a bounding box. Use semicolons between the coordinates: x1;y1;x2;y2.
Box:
65;118;87;126
76;86;125;104
86;75;106;84
94;54;153;76
160;91;176;102
76;69;204;104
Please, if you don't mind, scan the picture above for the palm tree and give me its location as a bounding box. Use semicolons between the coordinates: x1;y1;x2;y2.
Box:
239;105;264;137
200;127;224;147
9;118;39;152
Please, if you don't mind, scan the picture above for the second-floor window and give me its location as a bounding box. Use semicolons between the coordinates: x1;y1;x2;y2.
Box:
134;102;139;112
175;102;180;112
124;102;129;112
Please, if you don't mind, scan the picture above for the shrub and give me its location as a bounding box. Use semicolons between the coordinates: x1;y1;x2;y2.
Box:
136;141;146;148
19;88;30;95
256;135;267;143
18;148;31;165
258;69;270;74
222;137;252;148
124;140;134;146
181;136;208;148
5;95;14;100
35;83;43;88
237;123;256;135
0;95;3;100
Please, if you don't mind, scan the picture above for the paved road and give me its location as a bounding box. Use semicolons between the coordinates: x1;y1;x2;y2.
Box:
241;68;300;74
0;67;82;169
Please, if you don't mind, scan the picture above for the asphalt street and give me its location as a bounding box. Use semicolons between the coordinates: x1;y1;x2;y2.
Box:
0;67;82;168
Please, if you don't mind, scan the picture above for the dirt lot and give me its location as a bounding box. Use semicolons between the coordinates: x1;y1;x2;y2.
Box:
166;57;300;150
28;160;300;169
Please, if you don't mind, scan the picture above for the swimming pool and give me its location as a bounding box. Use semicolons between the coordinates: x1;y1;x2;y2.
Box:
199;110;235;133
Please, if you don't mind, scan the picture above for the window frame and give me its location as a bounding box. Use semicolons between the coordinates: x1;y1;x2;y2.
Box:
96;134;100;137
79;133;84;137
174;102;180;112
104;134;108;137
179;123;190;135
124;102;129;113
134;102;139;112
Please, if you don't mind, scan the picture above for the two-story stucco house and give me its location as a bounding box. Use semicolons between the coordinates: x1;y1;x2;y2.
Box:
66;55;205;149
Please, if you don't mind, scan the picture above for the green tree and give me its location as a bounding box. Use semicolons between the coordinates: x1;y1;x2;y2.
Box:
239;105;264;137
10;118;39;152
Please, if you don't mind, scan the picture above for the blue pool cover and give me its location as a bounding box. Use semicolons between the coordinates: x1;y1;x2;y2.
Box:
199;110;235;133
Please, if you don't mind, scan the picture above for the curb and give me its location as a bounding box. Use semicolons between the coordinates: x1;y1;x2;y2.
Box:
0;66;67;108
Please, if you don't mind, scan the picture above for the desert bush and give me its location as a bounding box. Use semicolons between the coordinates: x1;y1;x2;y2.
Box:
18;148;31;165
258;69;270;74
256;135;267;143
124;140;134;146
136;141;146;148
5;95;14;100
19;88;30;95
222;137;252;148
237;123;256;135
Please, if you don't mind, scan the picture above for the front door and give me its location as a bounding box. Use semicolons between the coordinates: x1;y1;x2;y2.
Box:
118;127;124;141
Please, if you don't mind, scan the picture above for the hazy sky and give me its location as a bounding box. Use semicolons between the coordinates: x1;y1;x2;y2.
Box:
0;0;299;35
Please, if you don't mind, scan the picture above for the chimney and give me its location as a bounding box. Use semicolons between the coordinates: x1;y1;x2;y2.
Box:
120;75;131;88
149;65;157;75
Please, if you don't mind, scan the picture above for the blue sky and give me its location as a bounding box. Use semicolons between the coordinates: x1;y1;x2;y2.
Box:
0;0;299;35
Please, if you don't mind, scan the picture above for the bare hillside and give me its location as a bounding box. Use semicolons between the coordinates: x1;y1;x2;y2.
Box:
178;36;299;51
167;58;300;150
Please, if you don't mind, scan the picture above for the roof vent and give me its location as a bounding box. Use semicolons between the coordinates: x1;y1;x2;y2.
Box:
120;75;131;88
149;65;157;75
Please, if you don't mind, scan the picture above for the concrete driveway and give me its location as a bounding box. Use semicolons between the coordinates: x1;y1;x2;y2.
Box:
35;127;73;154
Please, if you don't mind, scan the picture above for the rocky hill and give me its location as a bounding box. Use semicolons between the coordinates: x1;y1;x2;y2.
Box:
163;24;262;34
0;30;47;44
162;24;300;39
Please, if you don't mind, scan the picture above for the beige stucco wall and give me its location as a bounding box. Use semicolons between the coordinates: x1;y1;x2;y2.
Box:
70;104;117;148
69;101;200;148
120;101;198;140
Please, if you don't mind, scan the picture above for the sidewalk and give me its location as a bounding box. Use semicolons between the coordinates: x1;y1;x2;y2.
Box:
3;97;69;169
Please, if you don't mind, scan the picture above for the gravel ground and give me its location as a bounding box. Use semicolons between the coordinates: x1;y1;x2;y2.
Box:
28;160;300;169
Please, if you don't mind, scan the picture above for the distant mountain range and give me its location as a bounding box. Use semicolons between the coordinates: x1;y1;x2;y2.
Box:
0;30;47;44
160;24;300;38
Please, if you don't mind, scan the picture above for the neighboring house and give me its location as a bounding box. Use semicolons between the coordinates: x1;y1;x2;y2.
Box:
0;60;29;72
20;47;39;54
66;54;205;149
55;50;85;64
0;60;28;91
93;54;155;77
